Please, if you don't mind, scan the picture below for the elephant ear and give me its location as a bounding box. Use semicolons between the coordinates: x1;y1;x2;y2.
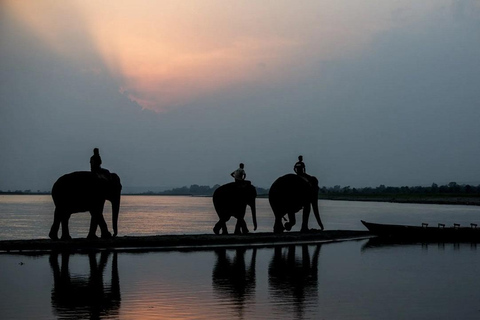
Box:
110;173;122;189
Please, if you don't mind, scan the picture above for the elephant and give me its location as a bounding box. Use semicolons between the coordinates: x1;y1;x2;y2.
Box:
212;181;257;235
269;174;324;233
49;171;122;240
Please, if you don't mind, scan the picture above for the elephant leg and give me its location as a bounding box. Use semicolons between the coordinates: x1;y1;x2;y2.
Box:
97;215;112;239
234;220;241;234
213;221;221;235
300;205;311;232
49;208;62;240
240;218;250;234
213;220;227;235
90;210;112;239
285;213;296;231
88;214;99;239
274;214;285;233
221;221;228;234
235;218;249;235
60;214;72;240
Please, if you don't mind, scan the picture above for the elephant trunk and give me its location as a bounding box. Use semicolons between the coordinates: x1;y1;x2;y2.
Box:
250;199;257;231
311;195;324;231
112;196;121;237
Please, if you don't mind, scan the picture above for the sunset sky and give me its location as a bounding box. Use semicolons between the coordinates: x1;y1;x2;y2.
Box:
1;0;479;191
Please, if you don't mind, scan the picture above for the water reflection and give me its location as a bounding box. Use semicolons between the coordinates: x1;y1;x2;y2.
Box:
1;240;478;319
49;251;121;319
212;248;256;318
268;245;321;319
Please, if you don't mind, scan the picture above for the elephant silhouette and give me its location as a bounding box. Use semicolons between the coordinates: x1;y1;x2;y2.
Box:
268;244;321;318
212;181;257;234
49;171;122;240
212;248;257;317
269;174;324;233
49;251;121;319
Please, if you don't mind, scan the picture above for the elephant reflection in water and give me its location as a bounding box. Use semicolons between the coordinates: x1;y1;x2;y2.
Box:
212;248;257;317
268;244;321;318
49;251;121;319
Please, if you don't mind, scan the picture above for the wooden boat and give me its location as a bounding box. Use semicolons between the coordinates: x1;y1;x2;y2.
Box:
361;220;480;242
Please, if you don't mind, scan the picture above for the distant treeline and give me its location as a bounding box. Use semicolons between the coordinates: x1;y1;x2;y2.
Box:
320;182;480;196
2;182;479;197
0;190;50;195
141;184;270;196
137;182;480;197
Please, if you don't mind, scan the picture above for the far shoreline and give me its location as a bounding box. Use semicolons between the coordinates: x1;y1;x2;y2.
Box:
318;195;480;206
123;193;480;206
1;192;479;206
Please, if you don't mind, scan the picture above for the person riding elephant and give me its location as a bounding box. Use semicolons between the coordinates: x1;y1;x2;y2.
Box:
231;163;247;184
90;148;102;173
294;155;306;177
294;155;316;185
90;147;110;179
213;181;257;235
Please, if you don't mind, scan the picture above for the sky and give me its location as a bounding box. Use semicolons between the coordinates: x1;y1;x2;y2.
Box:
1;0;479;192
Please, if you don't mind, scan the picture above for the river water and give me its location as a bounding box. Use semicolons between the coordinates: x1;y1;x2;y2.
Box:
1;195;480;319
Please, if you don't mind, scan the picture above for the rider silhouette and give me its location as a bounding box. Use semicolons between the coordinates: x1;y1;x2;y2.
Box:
231;163;246;184
294;155;314;185
294;155;306;176
90;148;109;179
90;148;102;173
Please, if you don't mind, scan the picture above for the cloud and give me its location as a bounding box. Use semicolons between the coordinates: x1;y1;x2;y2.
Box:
4;0;437;113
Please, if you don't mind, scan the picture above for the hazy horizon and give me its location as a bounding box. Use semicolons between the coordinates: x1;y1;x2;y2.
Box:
1;180;478;195
1;1;479;191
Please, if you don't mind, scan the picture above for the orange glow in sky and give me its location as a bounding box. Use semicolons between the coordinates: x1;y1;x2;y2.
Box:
3;0;448;112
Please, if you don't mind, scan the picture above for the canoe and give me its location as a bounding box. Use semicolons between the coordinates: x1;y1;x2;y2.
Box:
0;230;371;253
361;220;480;242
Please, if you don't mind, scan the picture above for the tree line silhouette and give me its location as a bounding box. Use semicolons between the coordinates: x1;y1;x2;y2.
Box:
137;181;480;198
320;182;480;196
1;182;479;198
149;184;269;196
0;189;50;195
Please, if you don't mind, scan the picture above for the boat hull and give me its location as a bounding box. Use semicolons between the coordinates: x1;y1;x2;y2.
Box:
361;220;480;242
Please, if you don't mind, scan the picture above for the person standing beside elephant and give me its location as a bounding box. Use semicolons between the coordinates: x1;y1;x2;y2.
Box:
231;163;246;184
90;148;102;173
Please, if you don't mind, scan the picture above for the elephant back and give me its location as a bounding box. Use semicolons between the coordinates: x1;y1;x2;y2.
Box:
213;181;256;207
52;171;121;205
269;174;318;207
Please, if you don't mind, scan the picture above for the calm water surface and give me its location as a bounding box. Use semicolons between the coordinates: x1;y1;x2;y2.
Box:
1;242;480;319
1;195;480;319
1;195;479;240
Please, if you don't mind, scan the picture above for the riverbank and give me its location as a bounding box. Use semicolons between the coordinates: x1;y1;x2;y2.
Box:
0;230;371;253
318;195;480;206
